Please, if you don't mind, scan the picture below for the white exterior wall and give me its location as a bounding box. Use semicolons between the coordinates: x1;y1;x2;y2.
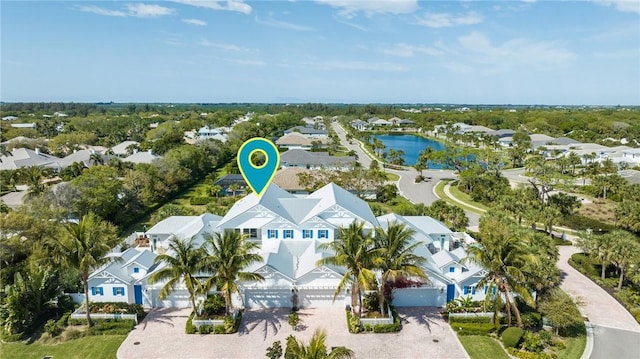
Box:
88;279;131;303
393;287;447;307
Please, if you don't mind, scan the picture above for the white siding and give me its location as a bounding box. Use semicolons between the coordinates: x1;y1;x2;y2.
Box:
392;287;447;307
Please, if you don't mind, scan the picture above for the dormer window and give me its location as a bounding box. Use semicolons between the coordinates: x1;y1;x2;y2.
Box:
133;267;140;273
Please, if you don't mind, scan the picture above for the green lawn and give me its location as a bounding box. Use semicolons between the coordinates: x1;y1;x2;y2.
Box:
433;180;485;215
557;334;586;359
458;336;510;359
0;335;126;359
385;172;400;181
448;184;491;212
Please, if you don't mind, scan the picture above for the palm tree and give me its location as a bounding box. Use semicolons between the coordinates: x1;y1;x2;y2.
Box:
49;213;119;327
21;165;47;198
285;328;354;359
148;237;206;310
202;230;264;314
608;230;640;289
374;221;427;313
417;147;435;176
89;152;104;166
468;213;536;327
317;221;378;317
577;231;615;279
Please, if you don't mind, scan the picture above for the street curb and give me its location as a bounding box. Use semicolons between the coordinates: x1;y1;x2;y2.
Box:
581;322;594;359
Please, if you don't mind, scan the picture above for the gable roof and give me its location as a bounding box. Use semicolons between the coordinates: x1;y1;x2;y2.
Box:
217;184;296;228
276;132;329;147
284;126;327;136
0;148;61;170
123;151;160;164
147;213;222;240
280;149;355;167
89;248;156;283
303;183;379;227
273;167;310;191
110;141;139;155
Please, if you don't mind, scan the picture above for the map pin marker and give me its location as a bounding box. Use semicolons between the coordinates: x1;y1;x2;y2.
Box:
237;137;280;197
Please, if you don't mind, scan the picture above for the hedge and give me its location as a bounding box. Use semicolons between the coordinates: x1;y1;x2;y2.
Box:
190;196;213;205
448;315;493;324
186;311;196;334
502;327;525;348
346;308;401;334
450;322;496;336
85;320;135;336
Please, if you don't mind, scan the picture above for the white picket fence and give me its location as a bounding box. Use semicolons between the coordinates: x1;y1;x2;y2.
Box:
359;308;393;326
71;308;138;324
192;310;238;329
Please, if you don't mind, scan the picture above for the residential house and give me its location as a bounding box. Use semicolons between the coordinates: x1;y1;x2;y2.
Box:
622;149;640;165
280;149;355;170
284;126;328;138
0;148;62;172
10;123;37;129
89;183;484;309
196;126;228;142
350;120;368;131
275;132;330;150
272;167;311;196
2;116;18;121
110;141;140;157
123;150;160;165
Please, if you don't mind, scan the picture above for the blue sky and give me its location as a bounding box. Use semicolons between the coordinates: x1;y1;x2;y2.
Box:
2;1;639;105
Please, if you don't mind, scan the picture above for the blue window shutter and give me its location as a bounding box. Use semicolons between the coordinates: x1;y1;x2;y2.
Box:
113;287;117;295
484;285;488;294
463;286;469;295
275;230;278;239
472;286;476;295
91;287;96;295
268;230;272;239
310;230;313;239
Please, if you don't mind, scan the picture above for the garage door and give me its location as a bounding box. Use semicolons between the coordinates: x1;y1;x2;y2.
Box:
156;289;192;308
392;287;446;307
299;289;344;308
244;289;291;308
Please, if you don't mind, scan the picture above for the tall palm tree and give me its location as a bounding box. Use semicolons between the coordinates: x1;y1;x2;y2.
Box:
148;237;206;310
577;231;615;279
468;213;536;327
89;152;104;166
21;165;47;198
417;147;434;176
317;221;379;317
49;213;119;327
608;230;640;289
285;328;354;359
202;230;264;314
374;222;428;313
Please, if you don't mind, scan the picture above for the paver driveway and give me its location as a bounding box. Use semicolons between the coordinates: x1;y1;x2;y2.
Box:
117;307;468;359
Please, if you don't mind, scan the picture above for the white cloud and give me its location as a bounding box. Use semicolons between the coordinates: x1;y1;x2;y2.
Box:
125;4;175;17
76;5;128;17
182;18;207;26
595;1;640;14
171;0;252;15
255;16;314;31
381;43;444;57
457;31;576;70
314;0;419;18
77;4;174;18
301;60;408;72
200;39;253;52
415;11;483;28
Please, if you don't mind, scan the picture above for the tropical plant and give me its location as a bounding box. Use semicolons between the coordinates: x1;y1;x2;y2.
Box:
48;213;119;327
468;212;536;327
202;230;264;314
317;221;379;318
284;329;354;359
148;237;206;310
609;230;640;289
374;221;427;313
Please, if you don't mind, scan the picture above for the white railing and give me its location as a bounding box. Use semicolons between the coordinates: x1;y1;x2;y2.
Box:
359;308;393;326
449;312;501;319
192;310;238;329
71;309;138;324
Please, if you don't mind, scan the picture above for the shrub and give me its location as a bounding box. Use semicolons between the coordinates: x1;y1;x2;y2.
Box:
521;331;553;353
502;327;525;348
200;294;226;318
62;328;83;341
190;196;212;205
448;315;493;323
56;311;72;328
1;332;23;342
371;307;401;333
266;340;283;359
345;310;363;333
450;322;496;336
507;347;553;359
521;312;542;329
362;292;380;313
288;312;300;330
186;311;196;334
86;320;135;336
44;319;61;337
198;325;213;334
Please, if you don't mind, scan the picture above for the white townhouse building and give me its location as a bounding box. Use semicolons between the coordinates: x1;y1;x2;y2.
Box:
87;183;485;309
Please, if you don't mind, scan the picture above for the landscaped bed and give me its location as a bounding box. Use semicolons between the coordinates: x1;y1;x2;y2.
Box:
185;294;243;334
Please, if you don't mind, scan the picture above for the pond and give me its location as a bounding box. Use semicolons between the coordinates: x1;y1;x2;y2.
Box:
372;134;447;167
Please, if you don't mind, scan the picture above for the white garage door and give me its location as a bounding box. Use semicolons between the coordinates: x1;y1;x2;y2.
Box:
392;287;446;307
157;289;192;308
299;289;344;308
245;289;291;308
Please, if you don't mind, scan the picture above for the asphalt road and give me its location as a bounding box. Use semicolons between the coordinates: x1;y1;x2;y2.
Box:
331;122;479;228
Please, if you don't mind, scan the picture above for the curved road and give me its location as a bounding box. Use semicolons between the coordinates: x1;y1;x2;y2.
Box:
333;122;640;358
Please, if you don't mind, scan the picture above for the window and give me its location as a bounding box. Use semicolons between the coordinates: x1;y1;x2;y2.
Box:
243;228;257;238
449;266;455;273
267;230;278;239
302;230;313;239
318;230;329;239
283;230;294;239
91;287;103;296
113;287;125;296
133;267;140;273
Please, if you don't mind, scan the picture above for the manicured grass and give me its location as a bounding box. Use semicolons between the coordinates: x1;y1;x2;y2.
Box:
0;335;126;359
458;335;510;359
433;180;485;215
385;172;400;181
557;334;586;359
448;184;491;211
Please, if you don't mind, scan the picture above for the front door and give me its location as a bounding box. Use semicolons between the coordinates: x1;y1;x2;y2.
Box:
134;285;143;305
446;284;455;303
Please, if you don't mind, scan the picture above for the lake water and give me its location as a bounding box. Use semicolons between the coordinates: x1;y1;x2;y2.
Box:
372;134;447;167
